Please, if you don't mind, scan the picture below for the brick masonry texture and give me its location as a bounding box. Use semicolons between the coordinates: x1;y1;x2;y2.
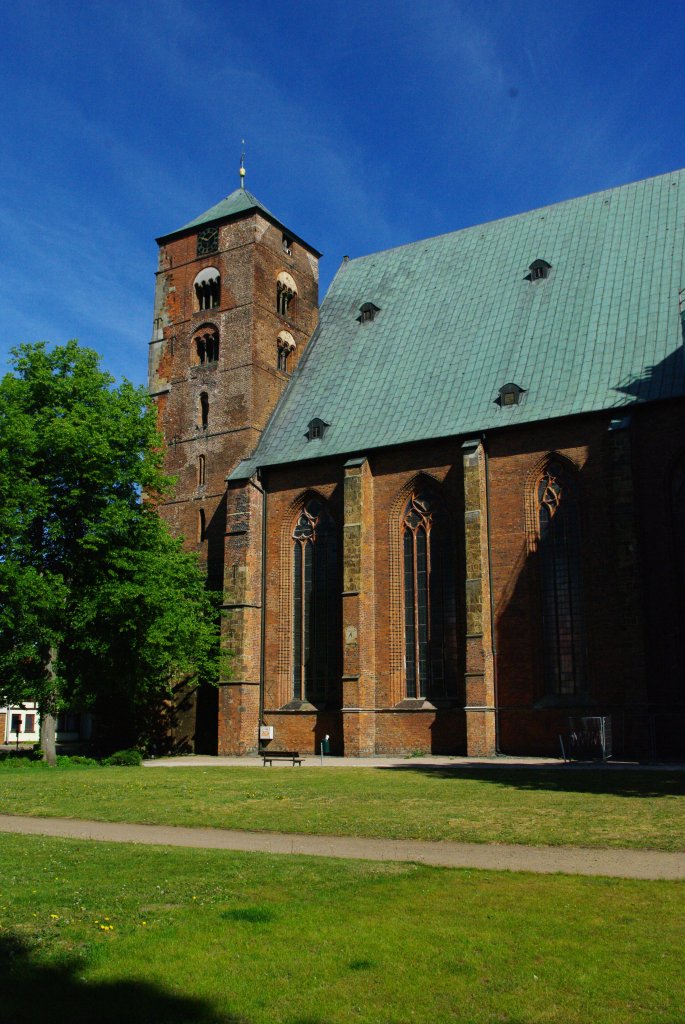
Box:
149;206;319;754
149;194;685;760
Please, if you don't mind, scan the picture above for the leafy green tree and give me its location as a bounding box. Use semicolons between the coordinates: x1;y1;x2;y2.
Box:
0;341;219;762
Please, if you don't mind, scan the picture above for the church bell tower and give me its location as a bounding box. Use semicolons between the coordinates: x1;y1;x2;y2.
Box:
148;180;321;751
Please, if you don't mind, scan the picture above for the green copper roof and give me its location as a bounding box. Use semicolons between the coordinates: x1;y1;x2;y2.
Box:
161;187;278;238
159;187;322;255
232;169;685;479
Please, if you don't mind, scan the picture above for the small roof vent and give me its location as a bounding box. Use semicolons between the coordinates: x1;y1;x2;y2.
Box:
358;302;380;323
496;383;526;408
306;417;329;441
527;259;551;282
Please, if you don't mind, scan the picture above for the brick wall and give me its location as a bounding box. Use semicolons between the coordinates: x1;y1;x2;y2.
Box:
255;401;685;758
148;206;319;752
148;202;685;759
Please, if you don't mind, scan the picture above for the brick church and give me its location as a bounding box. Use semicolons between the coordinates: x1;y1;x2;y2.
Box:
148;168;685;759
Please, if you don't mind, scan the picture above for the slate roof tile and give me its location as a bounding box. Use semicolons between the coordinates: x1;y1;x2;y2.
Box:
232;169;685;479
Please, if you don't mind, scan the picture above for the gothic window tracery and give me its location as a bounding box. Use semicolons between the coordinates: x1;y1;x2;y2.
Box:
402;490;449;699
535;461;585;695
292;498;338;705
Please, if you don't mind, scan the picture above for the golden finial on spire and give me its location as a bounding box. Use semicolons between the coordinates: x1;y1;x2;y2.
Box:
239;140;246;189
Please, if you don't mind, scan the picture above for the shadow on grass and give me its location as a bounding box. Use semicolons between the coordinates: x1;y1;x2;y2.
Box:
0;931;243;1024
377;764;685;798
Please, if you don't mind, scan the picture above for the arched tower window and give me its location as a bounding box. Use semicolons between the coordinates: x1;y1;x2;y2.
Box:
198;508;206;543
402;490;450;699
198;454;206;486
193;267;220;311
199;392;209;430
292;498;338;705
277;331;296;372
276;272;298;318
536;461;585;695
193;326;219;365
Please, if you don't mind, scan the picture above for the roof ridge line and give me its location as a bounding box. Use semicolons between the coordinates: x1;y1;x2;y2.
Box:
342;166;685;268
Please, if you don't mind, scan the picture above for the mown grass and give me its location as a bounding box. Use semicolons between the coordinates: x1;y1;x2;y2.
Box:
1;763;684;850
1;833;683;1024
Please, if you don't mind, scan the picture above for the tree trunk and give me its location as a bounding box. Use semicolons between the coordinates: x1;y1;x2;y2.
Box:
40;646;58;765
40;711;57;765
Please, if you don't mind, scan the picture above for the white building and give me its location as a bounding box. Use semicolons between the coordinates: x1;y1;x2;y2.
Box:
1;703;40;745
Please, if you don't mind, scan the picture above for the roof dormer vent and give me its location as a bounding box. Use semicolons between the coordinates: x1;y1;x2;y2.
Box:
358;302;380;323
306;417;329;441
527;259;551;282
497;383;526;407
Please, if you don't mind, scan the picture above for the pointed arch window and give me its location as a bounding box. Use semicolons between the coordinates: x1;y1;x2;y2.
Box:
198;508;206;543
198;454;206;486
402;490;451;699
292;498;338;705
536;462;585;695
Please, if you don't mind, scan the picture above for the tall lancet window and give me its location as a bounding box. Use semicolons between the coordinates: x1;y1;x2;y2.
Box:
292;498;338;704
402;490;449;699
672;455;685;597
536;462;585;695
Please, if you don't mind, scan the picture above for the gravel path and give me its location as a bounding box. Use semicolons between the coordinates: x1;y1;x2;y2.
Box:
1;814;683;880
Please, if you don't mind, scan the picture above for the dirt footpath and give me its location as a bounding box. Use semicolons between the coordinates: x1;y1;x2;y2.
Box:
1;814;683;880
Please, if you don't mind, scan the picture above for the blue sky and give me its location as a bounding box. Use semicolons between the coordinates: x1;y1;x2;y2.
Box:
1;0;683;386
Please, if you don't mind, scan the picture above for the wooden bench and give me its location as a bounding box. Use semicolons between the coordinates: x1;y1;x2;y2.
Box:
261;750;303;767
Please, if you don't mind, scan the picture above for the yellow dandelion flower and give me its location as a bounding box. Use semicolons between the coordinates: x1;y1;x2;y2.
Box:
50;914;60;920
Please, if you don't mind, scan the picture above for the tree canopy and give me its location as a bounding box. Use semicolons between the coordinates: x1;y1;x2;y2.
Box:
0;341;219;756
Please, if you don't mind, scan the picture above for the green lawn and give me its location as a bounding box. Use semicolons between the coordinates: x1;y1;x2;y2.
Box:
1;763;683;850
1;832;683;1024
